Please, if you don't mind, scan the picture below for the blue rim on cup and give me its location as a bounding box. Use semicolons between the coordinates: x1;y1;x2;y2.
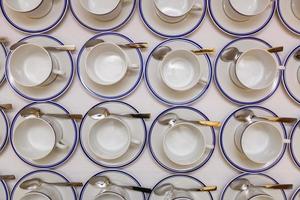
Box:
79;100;147;168
0;43;7;85
5;34;74;102
220;172;287;200
145;38;212;106
70;0;136;32
282;45;300;104
10;101;78;169
214;37;281;105
0;0;68;34
77;32;144;100
288;119;300;169
219;105;287;173
0;109;9;153
139;0;207;38
149;106;216;173
277;0;300;35
0;180;9;200
208;0;276;36
11;169;77;200
80;170;146;200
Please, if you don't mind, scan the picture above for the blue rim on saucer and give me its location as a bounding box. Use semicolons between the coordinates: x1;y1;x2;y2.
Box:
77;32;143;100
145;38;212;106
0;0;68;34
80;170;146;200
282;45;300;104
288;119;300;168
208;0;275;36
220;173;287;200
70;0;136;32
149;106;216;173
139;0;207;38
0;180;9;200
10;101;78;169
11;169;77;199
277;0;300;35
79;100;147;168
5;34;74;102
148;174;213;200
214;37;281;105
0;109;9;153
291;186;300;199
0;43;7;85
219;105;287;173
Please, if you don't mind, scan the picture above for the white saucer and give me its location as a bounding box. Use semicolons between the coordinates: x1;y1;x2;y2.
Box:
5;35;74;102
80;170;146;200
282;45;300;104
221;173;287;200
11;170;77;200
278;0;300;35
0;109;9;153
145;38;212;106
220;106;287;173
0;0;68;34
80;101;147;168
149;174;213;200
70;0;136;32
10;101;78;168
215;37;281;105
289;120;300;168
0;180;9;200
77;32;143;100
0;43;7;85
149;106;215;173
208;0;275;36
139;0;207;38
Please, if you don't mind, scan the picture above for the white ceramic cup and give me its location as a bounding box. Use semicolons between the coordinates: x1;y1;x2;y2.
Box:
292;0;300;20
234;121;288;164
163;122;213;166
88;116;140;160
79;0;127;21
229;49;279;90
20;184;62;200
94;185;129;200
13;117;68;161
154;0;202;23
85;42;139;86
4;0;53;19
223;0;273;22
159;49;206;92
9;43;65;88
235;187;273;200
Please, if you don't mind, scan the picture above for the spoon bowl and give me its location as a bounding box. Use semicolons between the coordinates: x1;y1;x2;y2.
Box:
220;47;241;62
152;46;172;60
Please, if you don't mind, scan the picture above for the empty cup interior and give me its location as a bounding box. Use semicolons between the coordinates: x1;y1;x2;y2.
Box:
89;117;130;160
14;118;56;161
154;0;194;16
241;122;283;164
10;44;52;87
236;49;277;90
95;192;127;200
229;0;270;16
160;49;201;91
163;123;205;165
79;0;120;15
4;0;42;12
85;43;127;85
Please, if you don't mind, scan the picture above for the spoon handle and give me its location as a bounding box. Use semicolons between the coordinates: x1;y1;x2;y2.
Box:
0;104;13;112
267;46;283;53
124;186;152;193
0;175;16;181
119;42;148;49
44;45;76;51
198;186;218;192
123;113;151;119
257;116;297;123
261;184;293;190
44;113;83;121
48;182;83;187
192;48;215;55
0;37;8;44
197;120;222;128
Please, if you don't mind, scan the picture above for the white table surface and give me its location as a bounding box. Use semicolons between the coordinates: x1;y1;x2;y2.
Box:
1;3;300;199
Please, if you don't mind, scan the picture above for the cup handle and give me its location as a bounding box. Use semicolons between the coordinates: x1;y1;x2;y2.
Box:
53;69;66;77
206;144;214;150
56;139;68;150
191;2;202;11
278;65;286;70
283;139;291;144
128;64;140;71
130;138;141;147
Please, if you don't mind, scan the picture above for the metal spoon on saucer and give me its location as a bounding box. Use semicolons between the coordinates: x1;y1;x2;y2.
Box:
10;42;76;52
230;178;293;191
88;107;151;120
158;113;221;128
84;38;148;49
20;107;83;121
152;46;215;60
220;46;284;62
0;104;13;112
20;178;83;190
0;175;16;181
234;109;297;124
154;183;217;196
89;176;152;193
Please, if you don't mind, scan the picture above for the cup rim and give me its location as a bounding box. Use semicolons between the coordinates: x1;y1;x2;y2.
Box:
153;0;195;18
10;43;53;87
4;0;43;13
13;117;57;161
21;191;52;200
291;0;300;19
159;49;202;91
95;191;127;200
79;0;122;16
85;42;128;86
88;116;132;160
228;0;271;17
